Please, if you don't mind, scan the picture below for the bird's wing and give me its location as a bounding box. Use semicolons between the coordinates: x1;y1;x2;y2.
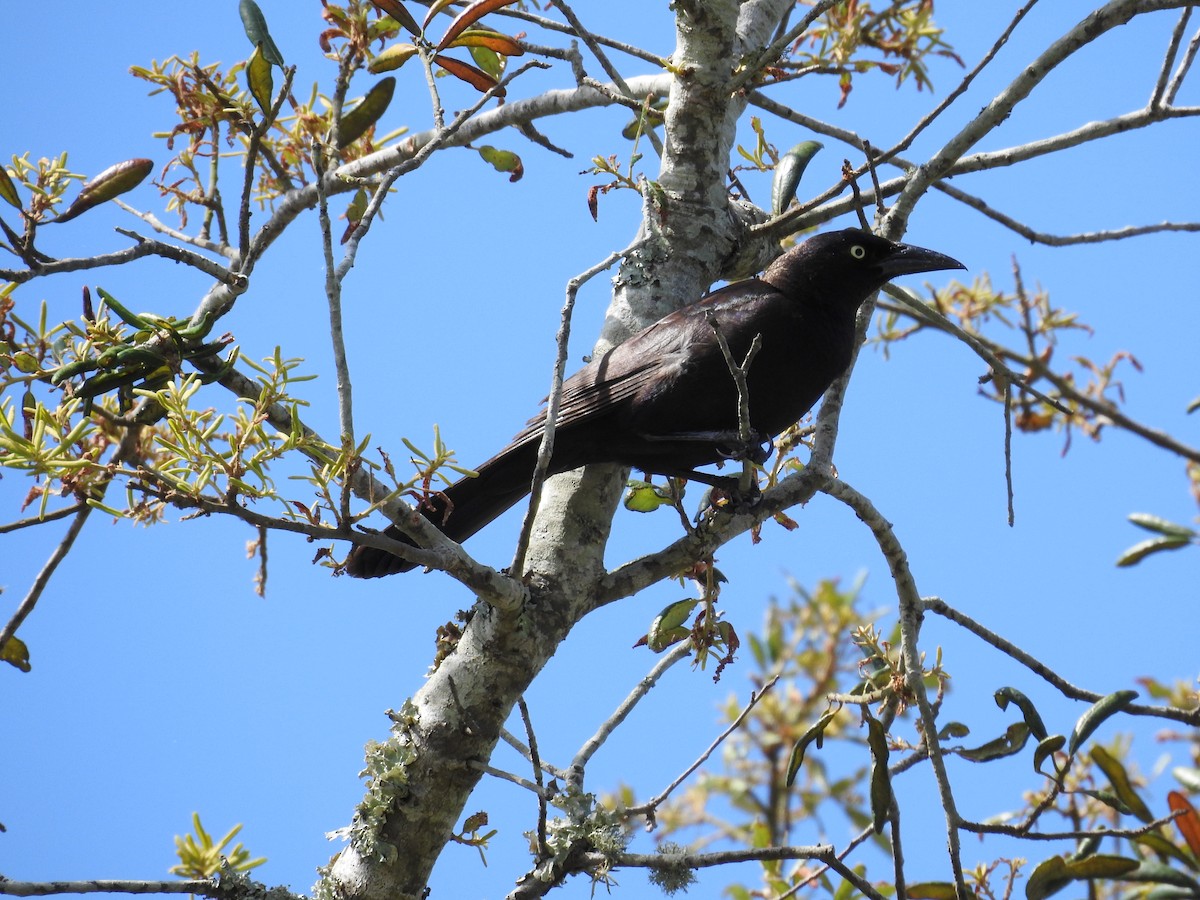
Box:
510;279;779;442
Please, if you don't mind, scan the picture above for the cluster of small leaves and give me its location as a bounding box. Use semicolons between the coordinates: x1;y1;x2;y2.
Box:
789;0;963;107
644;580;888;895
0;153;84;227
879;270;1146;455
170;812;266;880
0;296;164;515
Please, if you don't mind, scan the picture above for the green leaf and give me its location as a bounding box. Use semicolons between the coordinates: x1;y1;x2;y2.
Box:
337;77;396;148
785;709;838;785
771;141;823;216
0;164;20;209
477;146;523;182
0;634;31;672
624;480;669;512
368;43;420;74
994;686;1049;740
645;599;698;652
957;722;1030;762
1091;745;1154;823
53;158;153;223
1026;856;1071;900
239;0;284;66
906;883;960;900
368;0;422;37
937;721;970;740
1033;734;1066;774
864;712;891;834
1128;512;1196;538
246;43;274;114
1117;535;1191;567
468;44;503;81
1069;690;1138;756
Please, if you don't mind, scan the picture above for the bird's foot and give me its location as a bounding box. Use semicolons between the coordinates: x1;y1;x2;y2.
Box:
715;431;773;465
695;475;762;522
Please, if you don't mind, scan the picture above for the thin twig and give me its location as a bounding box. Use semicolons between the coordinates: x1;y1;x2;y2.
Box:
923;597;1200;726
627;674;780;818
571;641;694;784
820;478;969;897
0;486;103;659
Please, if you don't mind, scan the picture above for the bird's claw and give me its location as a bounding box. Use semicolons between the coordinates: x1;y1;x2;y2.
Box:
716;431;773;465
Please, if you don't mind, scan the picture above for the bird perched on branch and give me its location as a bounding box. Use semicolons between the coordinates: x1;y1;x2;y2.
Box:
345;228;964;578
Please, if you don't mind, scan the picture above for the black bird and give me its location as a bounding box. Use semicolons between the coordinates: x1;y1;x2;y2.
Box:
346;228;963;578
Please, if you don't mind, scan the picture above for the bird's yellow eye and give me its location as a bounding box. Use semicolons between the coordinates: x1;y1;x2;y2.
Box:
849;244;866;259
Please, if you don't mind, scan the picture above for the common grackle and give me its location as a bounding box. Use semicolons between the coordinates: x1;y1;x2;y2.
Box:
345;228;964;578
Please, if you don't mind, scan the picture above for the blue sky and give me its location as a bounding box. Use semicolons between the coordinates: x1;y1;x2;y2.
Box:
3;2;1199;898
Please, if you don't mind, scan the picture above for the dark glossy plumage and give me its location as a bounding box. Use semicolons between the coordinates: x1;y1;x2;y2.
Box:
346;228;964;577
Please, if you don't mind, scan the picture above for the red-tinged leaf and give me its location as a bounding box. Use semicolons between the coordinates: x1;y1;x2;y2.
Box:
448;28;524;57
368;0;421;37
435;0;520;54
433;54;504;96
1169;791;1200;857
587;185;599;221
54;158;154;223
422;0;458;30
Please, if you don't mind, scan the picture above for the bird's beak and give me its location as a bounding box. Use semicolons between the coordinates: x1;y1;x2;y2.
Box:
878;241;966;279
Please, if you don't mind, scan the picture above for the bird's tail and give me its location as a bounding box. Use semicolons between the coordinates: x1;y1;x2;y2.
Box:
344;438;543;578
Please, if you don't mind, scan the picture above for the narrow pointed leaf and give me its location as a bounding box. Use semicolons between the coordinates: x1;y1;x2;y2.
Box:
906;883;959;900
995;686;1049;740
434;0;520;54
1026;856;1071;900
864;713;891;834
422;0;458;30
957;722;1030;762
1169;791;1200;858
368;0;422;37
468;44;503;80
1069;690;1138;756
1128;513;1195;537
1117;535;1191;567
54;159;153;223
1033;734;1066;774
368;43;420;74
771;141;823;216
337;77;396;148
238;0;284;66
450;29;524;57
1132;831;1199;871
433;54;503;96
786;709;838;785
0;165;20;209
246;43;274;113
1091;745;1154;823
1064;855;1140;879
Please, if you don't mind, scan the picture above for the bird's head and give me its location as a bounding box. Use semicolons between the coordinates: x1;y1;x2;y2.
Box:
762;228;965;303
